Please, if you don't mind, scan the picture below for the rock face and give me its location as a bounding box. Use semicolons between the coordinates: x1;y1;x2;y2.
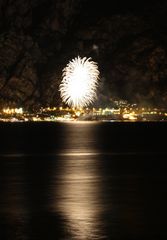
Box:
0;0;167;108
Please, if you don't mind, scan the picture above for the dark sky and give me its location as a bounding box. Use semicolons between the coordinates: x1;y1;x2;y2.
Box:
78;0;167;33
82;0;163;15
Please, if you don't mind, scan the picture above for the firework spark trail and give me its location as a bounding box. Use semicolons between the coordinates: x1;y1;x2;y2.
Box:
59;56;100;108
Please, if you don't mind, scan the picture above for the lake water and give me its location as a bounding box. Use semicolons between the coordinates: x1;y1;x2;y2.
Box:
0;121;167;239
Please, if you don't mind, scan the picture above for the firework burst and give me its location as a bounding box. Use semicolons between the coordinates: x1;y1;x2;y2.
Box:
59;56;100;108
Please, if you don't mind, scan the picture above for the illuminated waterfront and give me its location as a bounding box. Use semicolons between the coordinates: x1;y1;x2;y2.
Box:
1;105;167;122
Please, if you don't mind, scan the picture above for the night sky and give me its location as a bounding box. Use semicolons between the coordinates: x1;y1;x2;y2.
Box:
0;0;167;108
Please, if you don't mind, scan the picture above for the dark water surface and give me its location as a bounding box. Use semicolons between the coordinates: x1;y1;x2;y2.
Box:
0;122;167;240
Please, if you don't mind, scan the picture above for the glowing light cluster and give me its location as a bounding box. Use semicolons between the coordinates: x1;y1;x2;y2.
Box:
59;56;100;108
3;107;23;114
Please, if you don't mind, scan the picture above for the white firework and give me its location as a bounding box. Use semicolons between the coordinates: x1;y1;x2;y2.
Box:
59;56;100;108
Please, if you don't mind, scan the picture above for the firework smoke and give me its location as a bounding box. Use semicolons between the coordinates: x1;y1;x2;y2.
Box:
59;56;100;108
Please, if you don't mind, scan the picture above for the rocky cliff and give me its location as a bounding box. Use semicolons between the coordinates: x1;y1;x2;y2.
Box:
0;0;167;108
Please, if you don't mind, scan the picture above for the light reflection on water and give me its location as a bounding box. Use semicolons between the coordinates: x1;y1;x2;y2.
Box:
0;122;167;239
51;123;105;239
52;157;103;239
